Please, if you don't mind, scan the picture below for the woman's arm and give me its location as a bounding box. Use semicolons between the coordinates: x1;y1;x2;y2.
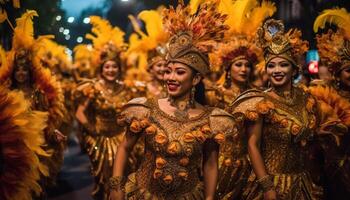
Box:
109;130;140;200
247;119;276;200
203;140;219;200
75;99;89;124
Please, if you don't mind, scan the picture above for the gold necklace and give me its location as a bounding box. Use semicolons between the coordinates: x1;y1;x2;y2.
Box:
168;97;194;121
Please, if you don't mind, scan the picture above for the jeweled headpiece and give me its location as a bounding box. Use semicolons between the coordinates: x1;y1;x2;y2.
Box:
257;19;309;69
313;8;350;74
162;0;228;75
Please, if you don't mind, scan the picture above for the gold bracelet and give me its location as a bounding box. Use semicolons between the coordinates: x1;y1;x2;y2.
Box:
257;174;274;192
109;176;126;191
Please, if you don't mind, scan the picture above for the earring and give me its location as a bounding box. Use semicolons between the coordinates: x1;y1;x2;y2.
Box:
225;70;232;88
190;87;196;107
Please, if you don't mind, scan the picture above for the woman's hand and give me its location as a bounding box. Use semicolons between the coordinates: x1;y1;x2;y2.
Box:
109;189;125;200
264;189;277;200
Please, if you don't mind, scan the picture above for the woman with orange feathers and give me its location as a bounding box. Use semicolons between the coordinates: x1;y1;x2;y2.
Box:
209;1;277;199
0;10;67;195
110;1;234;199
74;16;138;200
310;7;350;199
229;18;347;200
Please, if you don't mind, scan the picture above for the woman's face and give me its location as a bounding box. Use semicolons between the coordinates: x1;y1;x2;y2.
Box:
230;58;251;84
101;60;119;82
339;66;350;88
14;65;30;84
150;59;166;81
266;57;295;88
163;62;200;98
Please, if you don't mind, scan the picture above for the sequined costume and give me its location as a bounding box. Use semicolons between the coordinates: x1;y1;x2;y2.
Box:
206;1;276;198
117;97;232;199
231;87;345;200
75;77;138;199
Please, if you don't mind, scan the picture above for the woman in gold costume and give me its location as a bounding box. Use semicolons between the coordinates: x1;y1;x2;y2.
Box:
310;8;350;199
230;19;346;200
126;10;169;99
0;11;67;193
109;1;234;199
211;1;276;199
74;16;136;200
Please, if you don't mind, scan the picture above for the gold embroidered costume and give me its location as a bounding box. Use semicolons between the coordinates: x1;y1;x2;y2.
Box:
233;87;345;200
206;1;276;199
117;97;233;199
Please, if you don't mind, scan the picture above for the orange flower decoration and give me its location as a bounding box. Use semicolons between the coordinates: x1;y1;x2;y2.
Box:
153;169;163;179
201;125;211;135
178;171;189;180
224;158;232;167
193;130;207;143
130;119;142;133
257;101;274;114
179;157;190;166
214;133;225;144
155;132;168;145
291;123;302;135
270;113;280;123
163;175;173;184
246;111;259;121
156;157;167;169
140;118;150;129
183;132;196;143
280;118;289;128
145;125;157;135
167;141;181;155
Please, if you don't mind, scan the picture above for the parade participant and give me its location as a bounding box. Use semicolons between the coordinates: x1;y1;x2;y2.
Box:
231;19;346;200
74;16;137;200
126;9;169;99
109;1;234;199
209;1;276;199
311;7;350;199
0;10;67;191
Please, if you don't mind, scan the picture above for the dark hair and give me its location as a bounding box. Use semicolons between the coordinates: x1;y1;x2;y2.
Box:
194;80;207;105
224;59;254;89
11;62;33;89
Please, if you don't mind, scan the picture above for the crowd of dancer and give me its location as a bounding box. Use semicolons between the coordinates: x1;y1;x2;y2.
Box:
1;0;350;200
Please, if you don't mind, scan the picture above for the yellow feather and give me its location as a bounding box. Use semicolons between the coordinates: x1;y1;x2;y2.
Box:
128;15;146;38
138;10;164;41
189;0;205;14
219;0;258;33
313;8;350;38
245;1;276;36
14;10;38;39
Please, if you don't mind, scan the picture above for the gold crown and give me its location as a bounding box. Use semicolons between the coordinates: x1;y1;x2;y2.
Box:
166;32;209;75
257;19;308;68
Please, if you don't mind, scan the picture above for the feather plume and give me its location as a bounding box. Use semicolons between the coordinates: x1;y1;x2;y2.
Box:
313;8;350;39
13;0;20;8
138;10;167;43
0;8;7;23
12;10;38;50
189;0;205;14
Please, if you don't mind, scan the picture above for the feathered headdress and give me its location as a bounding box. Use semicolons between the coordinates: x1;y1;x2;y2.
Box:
313;8;350;74
162;0;229;75
210;0;276;74
86;16;127;67
257;19;309;71
127;7;169;72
